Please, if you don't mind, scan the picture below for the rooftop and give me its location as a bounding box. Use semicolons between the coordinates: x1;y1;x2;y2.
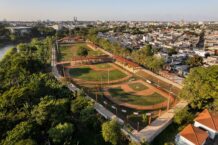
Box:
195;109;218;132
180;124;208;145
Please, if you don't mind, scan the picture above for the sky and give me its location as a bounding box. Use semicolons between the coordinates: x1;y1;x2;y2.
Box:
0;0;218;21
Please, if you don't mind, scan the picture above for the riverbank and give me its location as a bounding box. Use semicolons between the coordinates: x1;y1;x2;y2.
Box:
0;44;16;59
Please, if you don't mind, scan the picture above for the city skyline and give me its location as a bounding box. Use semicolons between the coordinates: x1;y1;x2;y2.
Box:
0;0;218;21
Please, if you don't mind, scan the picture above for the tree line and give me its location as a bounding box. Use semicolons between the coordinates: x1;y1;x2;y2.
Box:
0;38;111;145
87;29;164;72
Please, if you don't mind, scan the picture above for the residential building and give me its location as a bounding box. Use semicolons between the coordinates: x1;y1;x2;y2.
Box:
194;109;218;139
175;124;208;145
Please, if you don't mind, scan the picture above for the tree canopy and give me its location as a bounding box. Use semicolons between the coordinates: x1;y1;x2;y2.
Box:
102;119;121;145
0;38;107;145
180;65;218;110
77;47;88;57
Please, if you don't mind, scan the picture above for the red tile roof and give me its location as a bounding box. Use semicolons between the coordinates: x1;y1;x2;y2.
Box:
180;124;208;145
195;109;218;132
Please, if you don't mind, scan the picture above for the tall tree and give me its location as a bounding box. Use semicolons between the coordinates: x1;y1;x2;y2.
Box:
102;119;121;145
180;66;218;109
48;122;74;144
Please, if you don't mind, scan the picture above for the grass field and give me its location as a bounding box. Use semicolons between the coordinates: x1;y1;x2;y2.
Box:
108;87;166;106
69;66;127;82
58;43;103;61
128;82;148;91
95;63;112;69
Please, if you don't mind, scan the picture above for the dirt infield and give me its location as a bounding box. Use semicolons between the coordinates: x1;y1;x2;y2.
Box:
63;61;175;111
103;80;175;110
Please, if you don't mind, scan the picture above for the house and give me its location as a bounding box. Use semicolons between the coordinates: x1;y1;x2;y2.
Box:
175;124;208;145
175;109;218;145
194;109;218;139
50;24;63;31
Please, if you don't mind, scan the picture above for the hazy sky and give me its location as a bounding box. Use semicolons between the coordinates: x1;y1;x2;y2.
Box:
0;0;218;21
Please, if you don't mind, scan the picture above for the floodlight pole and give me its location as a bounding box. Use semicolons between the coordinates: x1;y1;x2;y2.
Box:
137;122;140;131
63;66;65;77
108;68;110;85
95;85;98;102
167;85;172;111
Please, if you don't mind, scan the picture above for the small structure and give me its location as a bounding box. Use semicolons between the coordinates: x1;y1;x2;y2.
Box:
194;109;218;139
175;124;208;145
113;55;141;73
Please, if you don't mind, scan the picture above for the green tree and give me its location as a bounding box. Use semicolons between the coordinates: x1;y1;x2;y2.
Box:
174;108;194;125
31;96;69;125
79;106;99;128
167;48;177;56
77;47;88;56
48;122;74;144
2;121;33;145
186;55;203;68
15;139;37;145
71;96;93;113
180;66;218;109
102;119;121;145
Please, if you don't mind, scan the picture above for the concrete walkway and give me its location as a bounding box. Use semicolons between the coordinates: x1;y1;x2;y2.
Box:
132;100;188;143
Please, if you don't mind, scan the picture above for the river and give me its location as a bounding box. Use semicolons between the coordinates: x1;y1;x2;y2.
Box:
0;44;16;60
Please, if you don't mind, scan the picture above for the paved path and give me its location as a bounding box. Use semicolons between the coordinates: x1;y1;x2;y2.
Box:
132;100;188;143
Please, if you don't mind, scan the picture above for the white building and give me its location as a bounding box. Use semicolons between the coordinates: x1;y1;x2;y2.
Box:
175;124;208;145
50;24;63;31
194;109;218;139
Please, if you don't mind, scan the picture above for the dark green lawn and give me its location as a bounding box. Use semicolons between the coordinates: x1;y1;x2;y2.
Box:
108;87;166;106
128;82;148;91
69;66;127;82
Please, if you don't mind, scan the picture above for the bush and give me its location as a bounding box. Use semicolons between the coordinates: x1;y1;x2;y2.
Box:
77;47;88;56
174;108;194;125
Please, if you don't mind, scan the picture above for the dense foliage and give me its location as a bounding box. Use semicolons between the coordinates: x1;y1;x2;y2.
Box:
180;65;218;110
102;119;121;145
77;47;88;57
0;38;107;145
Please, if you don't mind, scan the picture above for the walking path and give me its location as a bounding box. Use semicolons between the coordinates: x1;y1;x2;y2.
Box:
132;100;188;143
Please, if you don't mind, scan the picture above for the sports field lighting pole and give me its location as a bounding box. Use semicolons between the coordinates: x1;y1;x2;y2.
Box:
137;122;140;131
108;68;110;85
101;75;103;88
62;66;65;77
167;85;172;111
95;85;98;102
